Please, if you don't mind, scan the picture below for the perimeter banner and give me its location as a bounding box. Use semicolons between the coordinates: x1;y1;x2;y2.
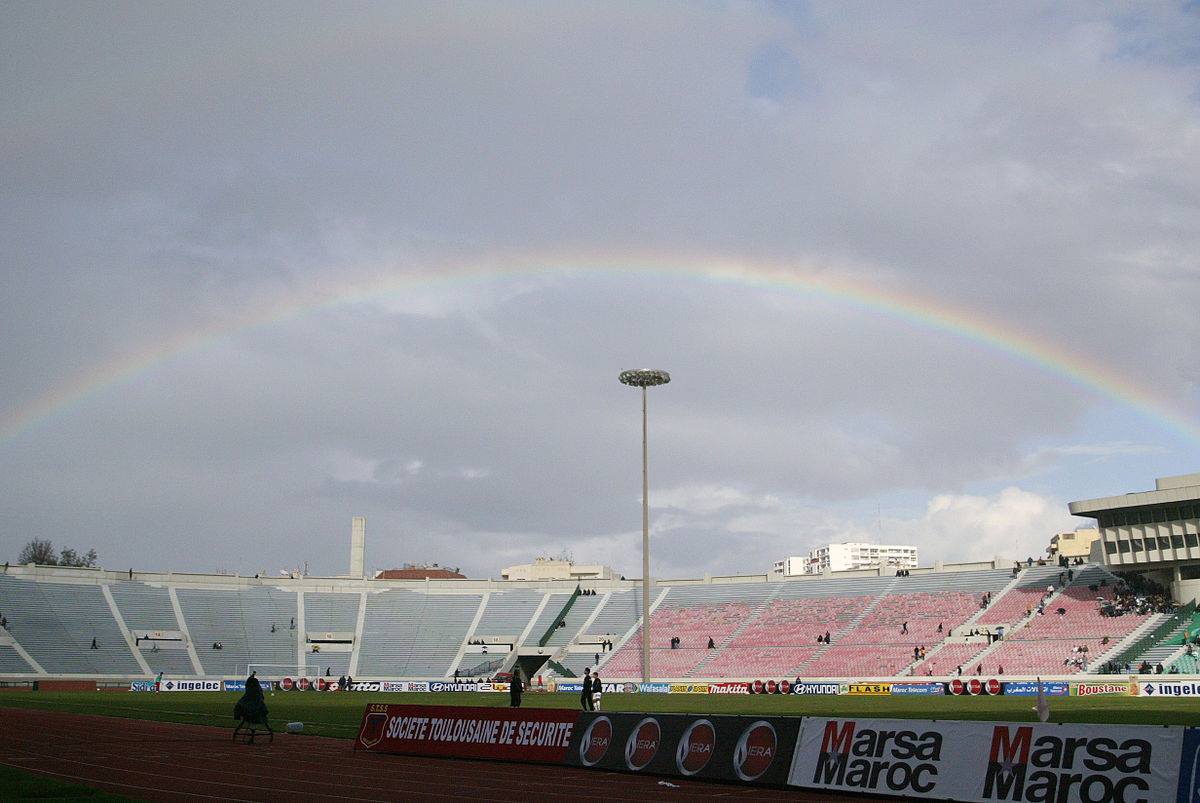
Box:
1180;728;1200;803
789;716;1185;802
353;704;577;763
565;711;801;786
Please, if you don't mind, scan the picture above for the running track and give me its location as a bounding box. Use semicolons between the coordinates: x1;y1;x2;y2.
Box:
0;707;886;801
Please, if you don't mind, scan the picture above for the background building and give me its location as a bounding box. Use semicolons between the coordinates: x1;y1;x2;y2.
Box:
1069;472;1200;603
500;557;616;581
1047;528;1100;560
774;542;918;576
374;564;465;580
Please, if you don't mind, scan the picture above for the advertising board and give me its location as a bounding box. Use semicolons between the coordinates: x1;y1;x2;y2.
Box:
792;682;842;695
129;680;157;692
847;683;892;696
566;711;801;787
639;682;670;693
1136;681;1200;698
1072;681;1133;697
890;682;945;696
354;704;577;763
159;679;221;692
1003;680;1069;697
669;683;710;694
790;717;1184;802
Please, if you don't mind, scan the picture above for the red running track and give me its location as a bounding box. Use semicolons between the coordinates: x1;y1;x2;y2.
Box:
0;707;887;801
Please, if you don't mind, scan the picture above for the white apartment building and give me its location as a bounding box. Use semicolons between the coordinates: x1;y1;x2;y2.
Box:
773;542;918;576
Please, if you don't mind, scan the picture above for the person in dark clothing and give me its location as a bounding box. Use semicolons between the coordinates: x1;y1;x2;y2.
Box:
233;672;272;743
580;669;594;711
707;637;715;649
510;668;524;707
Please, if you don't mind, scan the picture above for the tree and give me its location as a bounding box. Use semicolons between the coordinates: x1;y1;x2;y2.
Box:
15;540;98;567
18;539;57;565
58;548;98;568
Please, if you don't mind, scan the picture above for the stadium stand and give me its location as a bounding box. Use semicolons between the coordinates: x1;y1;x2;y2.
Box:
0;560;1192;682
982;566;1155;674
358;591;480;677
177;587;298;676
0;645;35;674
0;577;140;675
472;590;543;639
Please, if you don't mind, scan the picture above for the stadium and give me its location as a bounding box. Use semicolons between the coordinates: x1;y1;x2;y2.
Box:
3;472;1200;800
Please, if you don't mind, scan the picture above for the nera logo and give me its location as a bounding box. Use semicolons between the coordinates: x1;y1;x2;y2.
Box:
579;716;613;767
624;717;660;771
676;719;716;776
734;720;778;781
813;720;941;794
983;725;1152;802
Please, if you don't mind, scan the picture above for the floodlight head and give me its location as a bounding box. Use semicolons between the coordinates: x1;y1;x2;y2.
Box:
619;369;671;388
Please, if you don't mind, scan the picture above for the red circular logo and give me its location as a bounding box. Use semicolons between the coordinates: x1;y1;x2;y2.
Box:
317;678;328;691
298;677;311;691
281;677;294;691
675;719;716;776
579;716;613;767
985;678;1002;696
624;717;661;771
734;720;777;781
766;679;778;694
752;680;764;694
779;680;791;694
967;678;982;695
949;678;964;695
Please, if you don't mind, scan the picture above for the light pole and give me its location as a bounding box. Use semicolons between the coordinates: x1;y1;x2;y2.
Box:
619;368;670;684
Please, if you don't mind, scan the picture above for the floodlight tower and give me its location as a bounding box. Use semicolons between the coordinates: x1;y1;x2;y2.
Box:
618;368;671;684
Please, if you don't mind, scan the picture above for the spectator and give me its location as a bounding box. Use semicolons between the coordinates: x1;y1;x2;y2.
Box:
937;622;943;634
824;630;831;644
90;637;98;650
707;637;715;649
901;621;908;635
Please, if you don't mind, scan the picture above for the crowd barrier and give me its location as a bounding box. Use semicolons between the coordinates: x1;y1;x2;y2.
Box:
121;675;1198;698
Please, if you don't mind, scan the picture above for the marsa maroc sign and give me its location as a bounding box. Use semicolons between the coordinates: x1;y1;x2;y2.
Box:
789;716;1185;802
354;704;577;763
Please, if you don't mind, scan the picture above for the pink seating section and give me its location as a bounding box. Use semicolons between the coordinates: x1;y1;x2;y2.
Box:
976;639;1110;675
982;584;1149;675
1008;585;1138;641
833;592;979;645
598;571;1151;679
910;642;989;677
602;647;711;677
700;646;819;678
603;602;751;677
802;644;919;677
732;597;869;647
975;587;1048;625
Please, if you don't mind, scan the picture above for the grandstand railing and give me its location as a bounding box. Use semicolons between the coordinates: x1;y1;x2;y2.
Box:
537;587;581;647
1104;600;1196;671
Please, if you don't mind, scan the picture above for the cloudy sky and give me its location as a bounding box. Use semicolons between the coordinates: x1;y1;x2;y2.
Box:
3;2;1199;580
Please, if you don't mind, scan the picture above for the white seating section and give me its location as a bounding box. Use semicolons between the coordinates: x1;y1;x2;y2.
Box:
0;577;140;675
109;583;178;631
358;592;481;677
304;593;359;632
0;645;34;673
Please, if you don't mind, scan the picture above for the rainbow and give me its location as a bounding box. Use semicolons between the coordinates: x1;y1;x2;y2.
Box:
2;255;1198;444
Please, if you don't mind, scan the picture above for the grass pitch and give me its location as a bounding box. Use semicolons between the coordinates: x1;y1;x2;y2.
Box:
0;690;1196;740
